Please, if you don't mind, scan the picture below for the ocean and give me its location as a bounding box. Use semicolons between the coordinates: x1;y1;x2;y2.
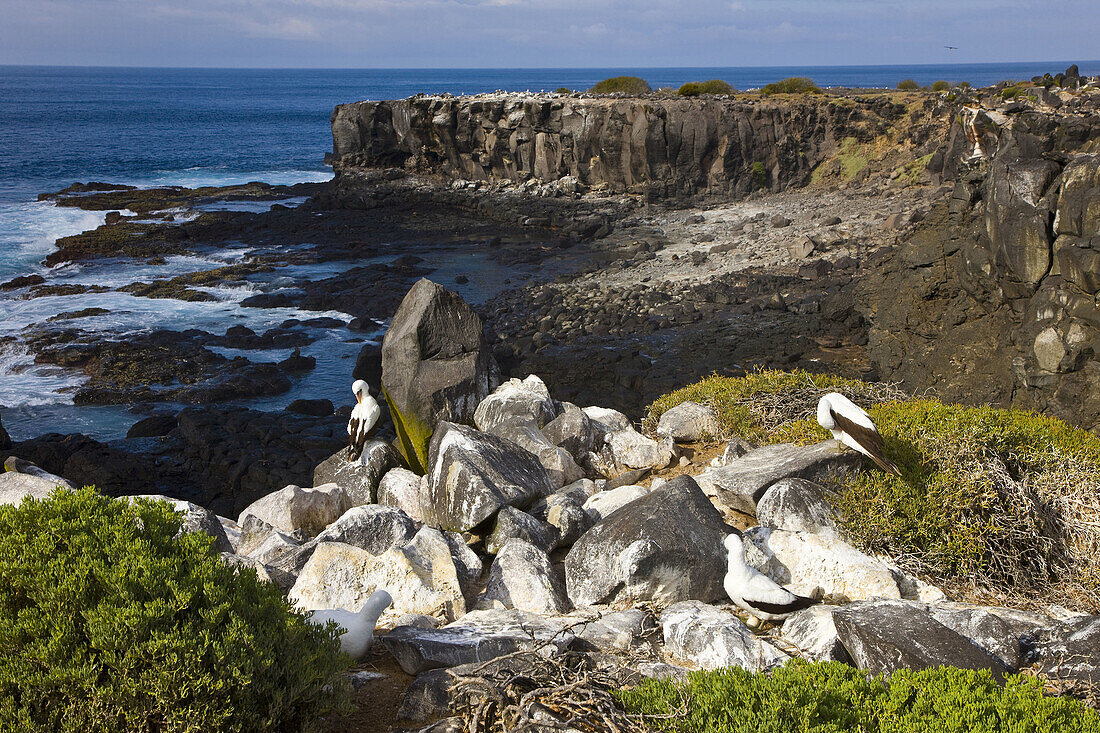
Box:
1;62;1097;441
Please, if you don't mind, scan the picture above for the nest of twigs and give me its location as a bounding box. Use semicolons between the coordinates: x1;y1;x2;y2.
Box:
734;381;908;435
444;650;652;733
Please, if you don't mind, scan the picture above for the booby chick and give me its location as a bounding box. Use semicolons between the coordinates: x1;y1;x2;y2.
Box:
816;392;902;476
723;534;820;625
308;589;392;659
347;379;381;461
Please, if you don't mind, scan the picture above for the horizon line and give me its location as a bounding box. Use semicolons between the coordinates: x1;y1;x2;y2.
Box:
2;60;1097;72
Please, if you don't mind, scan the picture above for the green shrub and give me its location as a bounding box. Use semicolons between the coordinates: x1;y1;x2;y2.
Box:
678;79;735;96
0;489;351;733
751;161;768;188
959;80;971;88
554;87;573;94
1002;85;1025;98
618;661;1100;732
761;77;821;95
897;79;920;90
644;370;1100;599
588;76;651;95
643;368;901;442
931;80;950;91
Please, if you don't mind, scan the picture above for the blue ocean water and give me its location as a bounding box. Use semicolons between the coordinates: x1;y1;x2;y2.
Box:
0;62;1097;440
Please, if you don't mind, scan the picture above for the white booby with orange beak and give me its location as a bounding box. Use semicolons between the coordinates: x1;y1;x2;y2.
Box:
347;379;380;461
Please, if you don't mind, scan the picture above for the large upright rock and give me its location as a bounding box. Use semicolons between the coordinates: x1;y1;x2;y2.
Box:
564;475;732;606
381;279;499;472
424;422;554;532
0;411;10;450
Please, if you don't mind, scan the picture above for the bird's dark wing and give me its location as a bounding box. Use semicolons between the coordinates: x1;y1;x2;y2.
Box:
743;594;821;616
831;409;901;476
347;416;365;460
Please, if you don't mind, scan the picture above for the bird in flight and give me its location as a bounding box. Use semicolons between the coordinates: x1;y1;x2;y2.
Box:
944;46;958;50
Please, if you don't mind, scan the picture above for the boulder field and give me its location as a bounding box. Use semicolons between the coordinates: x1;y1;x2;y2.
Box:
4;281;1097;731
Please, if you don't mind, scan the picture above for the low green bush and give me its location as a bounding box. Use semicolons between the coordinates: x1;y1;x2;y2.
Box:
751;161;768;188
1002;84;1025;98
897;79;920;90
677;79;736;96
644;370;1100;600
931;80;950;91
588;76;651;95
554;87;573;94
761;77;821;95
0;488;351;733
618;661;1100;732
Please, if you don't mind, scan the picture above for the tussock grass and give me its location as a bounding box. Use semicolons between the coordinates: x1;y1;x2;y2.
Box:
677;79;735;96
645;370;1100;610
761;77;822;95
588;76;652;95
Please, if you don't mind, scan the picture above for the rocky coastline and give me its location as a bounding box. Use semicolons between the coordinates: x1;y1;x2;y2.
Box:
2;68;1100;729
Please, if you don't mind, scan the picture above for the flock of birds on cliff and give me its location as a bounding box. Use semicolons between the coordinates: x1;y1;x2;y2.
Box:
308;380;901;656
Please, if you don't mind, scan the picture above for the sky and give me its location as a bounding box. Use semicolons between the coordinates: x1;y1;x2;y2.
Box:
1;0;1098;69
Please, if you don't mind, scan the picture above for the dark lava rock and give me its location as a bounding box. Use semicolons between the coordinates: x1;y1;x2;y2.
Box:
29;329;296;406
423;421;554;532
381;279;500;468
0;411;10;450
172;406;346;516
2;274;46;290
564;475;732;606
278;348;316;374
126;413;179;439
833;600;1011;678
287;398;334;417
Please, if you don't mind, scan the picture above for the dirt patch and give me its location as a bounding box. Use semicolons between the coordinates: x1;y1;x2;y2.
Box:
322;648;416;733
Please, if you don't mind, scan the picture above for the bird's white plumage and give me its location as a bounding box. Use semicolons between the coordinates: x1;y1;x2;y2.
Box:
815;392;900;475
817;392;875;433
723;534;809;623
347;380;380;459
308;589;392;658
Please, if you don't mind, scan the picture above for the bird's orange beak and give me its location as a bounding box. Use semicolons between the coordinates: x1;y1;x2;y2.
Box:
356;392;363;404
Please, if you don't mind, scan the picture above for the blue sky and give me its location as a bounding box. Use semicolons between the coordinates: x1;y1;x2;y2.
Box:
1;0;1097;68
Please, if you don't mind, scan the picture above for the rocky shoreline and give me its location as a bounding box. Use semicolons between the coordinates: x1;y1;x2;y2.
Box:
3;277;1098;731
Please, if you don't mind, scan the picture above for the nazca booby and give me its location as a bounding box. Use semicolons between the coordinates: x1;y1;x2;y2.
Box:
816;392;901;476
308;589;392;658
347;379;381;461
723;533;820;624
